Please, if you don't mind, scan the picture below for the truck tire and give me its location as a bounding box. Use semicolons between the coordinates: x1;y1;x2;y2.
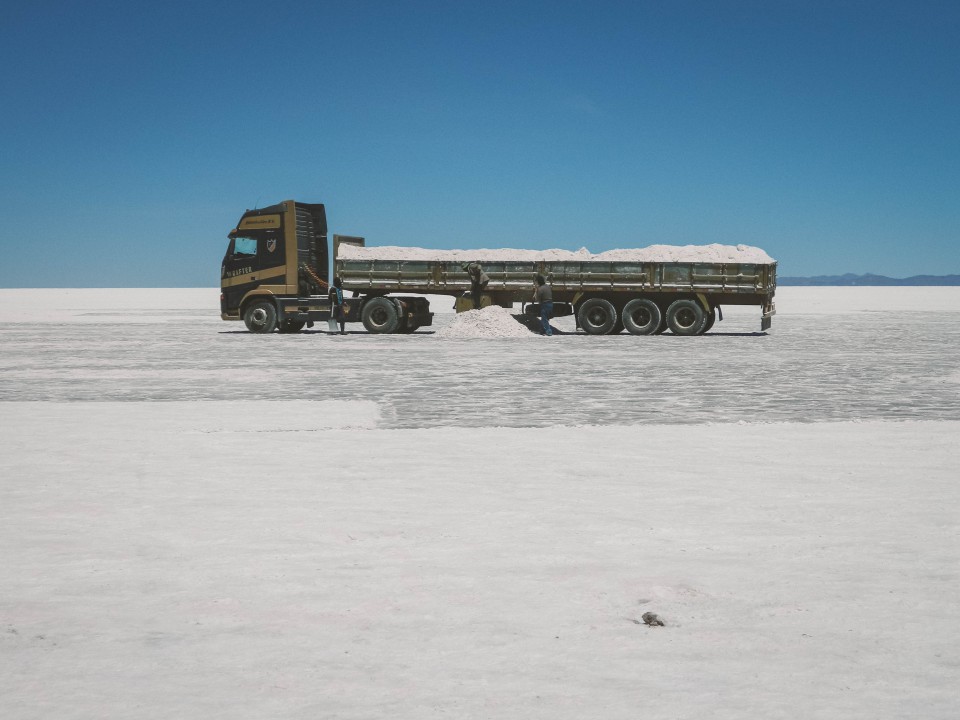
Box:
622;298;662;335
279;319;305;333
361;297;400;334
701;308;716;334
666;299;706;336
578;298;618;335
244;300;278;333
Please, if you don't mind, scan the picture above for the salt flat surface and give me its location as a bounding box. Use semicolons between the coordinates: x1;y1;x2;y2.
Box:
0;400;380;433
1;288;957;427
338;242;775;263
1;288;958;719
0;288;215;324
1;406;957;719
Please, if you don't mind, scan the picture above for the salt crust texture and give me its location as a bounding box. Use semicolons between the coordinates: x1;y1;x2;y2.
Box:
338;243;775;264
433;305;534;339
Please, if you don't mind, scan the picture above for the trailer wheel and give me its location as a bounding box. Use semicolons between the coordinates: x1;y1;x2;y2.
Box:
243;300;278;333
361;297;400;334
578;298;618;335
391;299;407;334
666;299;706;336
622;298;662;335
278;319;305;333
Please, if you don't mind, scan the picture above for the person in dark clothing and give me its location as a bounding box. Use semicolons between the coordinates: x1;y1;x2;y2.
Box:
535;274;553;336
463;262;490;310
328;277;346;334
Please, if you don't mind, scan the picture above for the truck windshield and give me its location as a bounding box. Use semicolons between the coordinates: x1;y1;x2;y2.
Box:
233;237;257;257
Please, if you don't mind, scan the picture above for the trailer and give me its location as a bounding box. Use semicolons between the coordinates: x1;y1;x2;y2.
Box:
220;200;777;335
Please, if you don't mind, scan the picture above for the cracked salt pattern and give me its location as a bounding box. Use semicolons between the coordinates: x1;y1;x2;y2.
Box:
1;298;957;429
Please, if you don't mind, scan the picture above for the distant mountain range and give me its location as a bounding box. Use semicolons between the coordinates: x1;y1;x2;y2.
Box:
778;273;960;286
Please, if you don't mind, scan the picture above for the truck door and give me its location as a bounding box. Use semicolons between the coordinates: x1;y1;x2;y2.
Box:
220;230;285;311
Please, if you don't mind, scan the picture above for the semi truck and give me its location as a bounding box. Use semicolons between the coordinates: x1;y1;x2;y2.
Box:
220;199;777;335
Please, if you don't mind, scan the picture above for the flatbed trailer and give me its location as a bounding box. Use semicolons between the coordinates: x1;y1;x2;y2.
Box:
220;199;776;335
337;247;776;334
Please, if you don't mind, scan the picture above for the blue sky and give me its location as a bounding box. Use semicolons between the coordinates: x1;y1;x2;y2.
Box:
1;0;957;286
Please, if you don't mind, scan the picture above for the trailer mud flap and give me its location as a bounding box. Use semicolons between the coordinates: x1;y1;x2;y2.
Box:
761;300;775;331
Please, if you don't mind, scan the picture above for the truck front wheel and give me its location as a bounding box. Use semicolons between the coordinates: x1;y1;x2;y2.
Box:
362;297;400;334
244;300;278;333
578;298;618;335
666;299;706;336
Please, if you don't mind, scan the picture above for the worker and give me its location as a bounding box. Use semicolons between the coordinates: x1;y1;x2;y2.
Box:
463;262;489;310
328;276;346;334
535;274;553;336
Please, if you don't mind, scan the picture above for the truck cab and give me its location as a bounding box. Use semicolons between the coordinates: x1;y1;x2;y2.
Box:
220;200;432;334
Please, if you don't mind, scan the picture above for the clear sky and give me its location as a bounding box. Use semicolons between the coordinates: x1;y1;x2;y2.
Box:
1;0;957;286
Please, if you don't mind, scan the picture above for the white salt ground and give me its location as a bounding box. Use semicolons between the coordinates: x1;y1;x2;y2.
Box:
1;403;957;720
1;291;959;719
337;242;775;264
432;305;534;338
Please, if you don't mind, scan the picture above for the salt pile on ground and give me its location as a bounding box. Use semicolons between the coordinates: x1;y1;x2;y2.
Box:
339;243;775;264
433;306;534;339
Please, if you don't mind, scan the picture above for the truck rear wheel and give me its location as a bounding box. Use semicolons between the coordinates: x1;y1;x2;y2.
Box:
578;298;618;335
362;297;400;334
622;298;662;335
666;299;706;336
244;300;278;333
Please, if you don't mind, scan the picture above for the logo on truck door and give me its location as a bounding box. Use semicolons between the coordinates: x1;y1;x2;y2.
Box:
266;238;276;253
